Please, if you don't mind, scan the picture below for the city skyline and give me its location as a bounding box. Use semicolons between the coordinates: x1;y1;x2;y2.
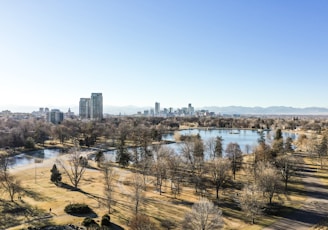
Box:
1;1;328;111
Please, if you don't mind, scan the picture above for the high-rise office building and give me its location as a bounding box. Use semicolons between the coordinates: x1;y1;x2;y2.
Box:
48;109;64;124
155;102;160;115
90;93;103;120
188;103;194;115
79;98;90;119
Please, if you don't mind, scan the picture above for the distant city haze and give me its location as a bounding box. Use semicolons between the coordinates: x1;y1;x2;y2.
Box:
3;105;328;116
1;1;328;110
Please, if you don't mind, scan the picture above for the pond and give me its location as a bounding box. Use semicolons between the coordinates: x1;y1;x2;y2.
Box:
104;129;297;160
9;148;63;168
9;129;297;167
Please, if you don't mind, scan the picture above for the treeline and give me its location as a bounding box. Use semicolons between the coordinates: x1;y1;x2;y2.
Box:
0;115;327;149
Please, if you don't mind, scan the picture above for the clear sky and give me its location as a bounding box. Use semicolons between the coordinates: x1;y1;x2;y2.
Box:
1;0;327;113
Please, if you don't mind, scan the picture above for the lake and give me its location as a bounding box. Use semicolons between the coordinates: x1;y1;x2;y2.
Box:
104;129;297;160
9;148;63;168
9;129;297;167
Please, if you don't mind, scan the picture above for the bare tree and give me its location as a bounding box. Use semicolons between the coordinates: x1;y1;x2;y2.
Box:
130;214;155;230
152;146;170;195
57;145;87;189
245;144;251;154
132;173;145;215
180;140;195;174
206;136;224;159
101;162;116;214
276;154;300;192
254;141;272;163
210;157;230;200
206;137;216;160
316;135;328;169
225;142;243;180
183;197;223;230
238;183;264;224
168;154;183;198
0;153;22;202
256;162;281;204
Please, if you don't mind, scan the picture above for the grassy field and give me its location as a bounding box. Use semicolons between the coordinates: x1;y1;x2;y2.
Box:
1;151;311;230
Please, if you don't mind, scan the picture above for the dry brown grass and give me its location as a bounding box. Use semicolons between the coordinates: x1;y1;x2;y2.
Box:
3;151;311;230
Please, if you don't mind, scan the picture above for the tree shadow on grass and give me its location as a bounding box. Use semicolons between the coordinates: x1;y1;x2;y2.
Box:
109;222;125;230
22;188;53;202
58;182;102;200
24;215;54;229
58;182;80;191
171;199;194;206
66;210;98;218
271;205;327;226
0;200;54;229
0;213;22;229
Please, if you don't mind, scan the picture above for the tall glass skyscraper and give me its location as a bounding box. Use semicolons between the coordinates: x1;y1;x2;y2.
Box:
90;93;103;120
79;98;90;119
155;102;160;115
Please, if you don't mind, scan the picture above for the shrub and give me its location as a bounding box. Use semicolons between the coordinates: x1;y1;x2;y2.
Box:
82;217;99;229
101;214;111;227
130;214;155;230
50;164;62;185
64;203;91;215
25;137;35;149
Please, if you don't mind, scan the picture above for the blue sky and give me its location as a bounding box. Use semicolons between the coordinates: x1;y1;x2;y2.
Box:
1;1;327;112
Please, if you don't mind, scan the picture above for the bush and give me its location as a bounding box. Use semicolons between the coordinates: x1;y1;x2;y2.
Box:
50;164;62;185
82;217;99;229
25;137;35;149
64;203;91;215
101;214;111;227
130;214;155;230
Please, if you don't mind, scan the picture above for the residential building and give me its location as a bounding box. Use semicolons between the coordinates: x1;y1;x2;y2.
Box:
155;102;160;115
79;98;90;119
90;93;103;120
48;109;64;124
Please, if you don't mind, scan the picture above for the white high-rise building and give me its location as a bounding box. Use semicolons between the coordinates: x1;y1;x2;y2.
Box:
155;102;160;115
79;98;90;119
48;109;64;124
90;93;103;120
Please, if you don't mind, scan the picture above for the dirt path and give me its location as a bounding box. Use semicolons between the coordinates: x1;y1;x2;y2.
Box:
263;155;328;230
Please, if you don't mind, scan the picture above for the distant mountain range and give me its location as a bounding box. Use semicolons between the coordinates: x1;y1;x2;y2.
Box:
199;106;328;115
103;105;328;115
2;105;328;115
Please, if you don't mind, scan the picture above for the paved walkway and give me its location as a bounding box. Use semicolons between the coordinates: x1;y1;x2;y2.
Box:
263;157;328;230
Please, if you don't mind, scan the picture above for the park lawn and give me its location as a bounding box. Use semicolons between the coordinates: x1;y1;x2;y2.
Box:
5;152;309;230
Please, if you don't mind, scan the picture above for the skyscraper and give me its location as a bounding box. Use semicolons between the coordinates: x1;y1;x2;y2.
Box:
79;98;90;119
155;102;160;115
48;109;64;124
90;93;103;120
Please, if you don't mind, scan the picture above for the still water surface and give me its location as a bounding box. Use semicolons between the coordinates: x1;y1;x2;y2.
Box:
10;129;297;167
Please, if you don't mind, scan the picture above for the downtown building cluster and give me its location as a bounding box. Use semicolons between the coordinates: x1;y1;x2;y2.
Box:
140;102;198;117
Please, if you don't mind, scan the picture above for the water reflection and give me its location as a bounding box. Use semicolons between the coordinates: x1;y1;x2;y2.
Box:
104;129;297;160
9;149;62;168
9;129;297;167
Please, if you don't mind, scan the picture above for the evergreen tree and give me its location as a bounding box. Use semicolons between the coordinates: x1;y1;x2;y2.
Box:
214;136;223;158
284;137;294;153
274;129;283;140
116;144;131;167
50;164;62;185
